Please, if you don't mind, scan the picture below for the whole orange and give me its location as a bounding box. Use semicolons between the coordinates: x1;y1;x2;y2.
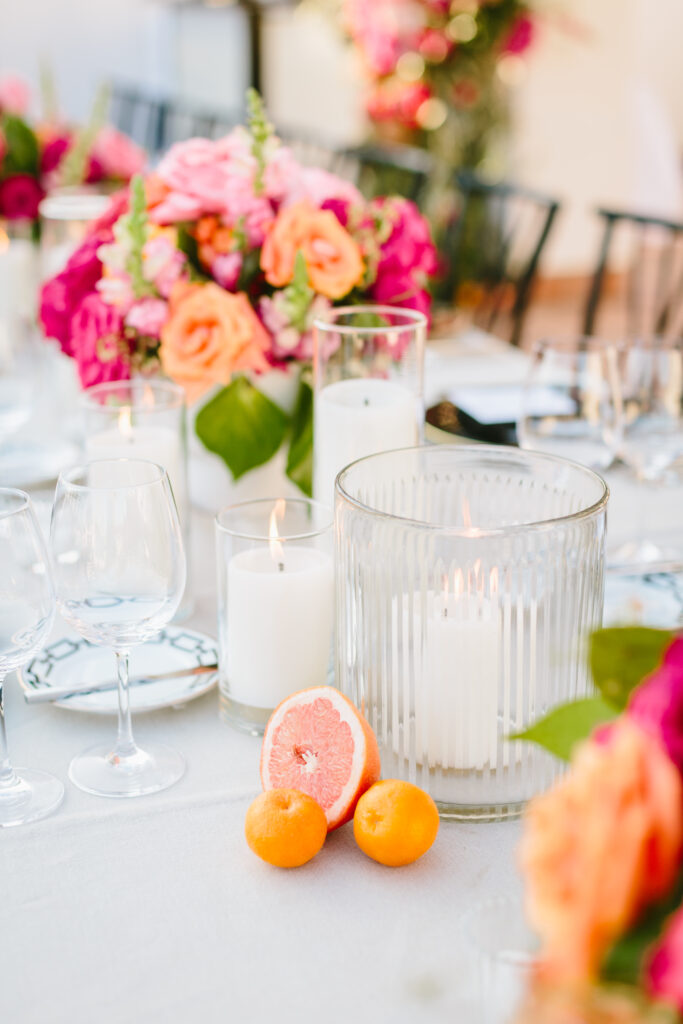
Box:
353;779;440;867
245;788;327;868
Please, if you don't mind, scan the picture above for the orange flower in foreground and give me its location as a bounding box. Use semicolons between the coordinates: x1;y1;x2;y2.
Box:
260;201;364;300
160;282;270;403
520;721;683;985
144;174;170;212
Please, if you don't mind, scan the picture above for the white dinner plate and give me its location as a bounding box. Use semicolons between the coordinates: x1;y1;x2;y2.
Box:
19;627;219;714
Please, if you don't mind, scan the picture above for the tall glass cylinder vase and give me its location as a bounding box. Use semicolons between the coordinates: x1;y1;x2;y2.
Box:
39;190;113;280
81;380;192;618
335;445;608;821
312;305;426;509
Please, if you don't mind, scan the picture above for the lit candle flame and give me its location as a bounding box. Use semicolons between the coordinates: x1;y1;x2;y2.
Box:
462;498;472;529
489;567;499;595
118;406;133;439
142;384;155;408
453;568;464;599
0;228;9;254
269;499;286;572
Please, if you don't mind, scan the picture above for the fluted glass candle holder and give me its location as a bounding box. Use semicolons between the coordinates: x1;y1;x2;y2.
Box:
216;498;334;734
336;445;608;821
312;305;426;508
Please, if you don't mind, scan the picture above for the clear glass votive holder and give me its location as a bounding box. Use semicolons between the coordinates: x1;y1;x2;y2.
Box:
81;380;192;617
312;305;426;508
39;189;113;279
464;896;539;1024
216;498;334;734
335;445;608;821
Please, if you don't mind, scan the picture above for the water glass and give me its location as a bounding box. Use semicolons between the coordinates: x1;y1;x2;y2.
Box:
0;488;63;826
464;896;538;1024
51;459;186;797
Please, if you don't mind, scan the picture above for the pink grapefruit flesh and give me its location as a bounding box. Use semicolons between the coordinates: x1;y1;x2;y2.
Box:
260;686;381;831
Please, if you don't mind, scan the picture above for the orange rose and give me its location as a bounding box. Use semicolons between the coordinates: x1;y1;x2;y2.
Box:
260;201;364;299
520;721;683;984
160;282;270;403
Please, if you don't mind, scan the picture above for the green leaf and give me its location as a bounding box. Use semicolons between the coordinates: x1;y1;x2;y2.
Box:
0;115;39;176
246;89;274;196
195;376;289;480
124;175;156;300
510;696;619;762
602;871;683;987
590;627;674;710
286;376;313;496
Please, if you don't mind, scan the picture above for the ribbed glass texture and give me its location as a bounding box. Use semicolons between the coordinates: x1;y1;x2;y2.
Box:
335;446;608;821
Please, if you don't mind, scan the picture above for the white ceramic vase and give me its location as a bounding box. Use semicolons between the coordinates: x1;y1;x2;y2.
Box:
188;368;304;514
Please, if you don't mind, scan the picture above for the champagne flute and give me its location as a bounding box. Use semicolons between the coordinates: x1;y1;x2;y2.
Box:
607;339;683;569
0;488;63;826
50;459;187;797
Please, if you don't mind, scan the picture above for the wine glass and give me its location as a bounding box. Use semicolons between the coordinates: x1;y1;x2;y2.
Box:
50;459;187;797
607;339;683;569
0;488;63;826
518;338;622;471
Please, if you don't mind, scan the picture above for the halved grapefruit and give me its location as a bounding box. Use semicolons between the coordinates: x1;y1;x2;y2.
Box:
260;686;381;831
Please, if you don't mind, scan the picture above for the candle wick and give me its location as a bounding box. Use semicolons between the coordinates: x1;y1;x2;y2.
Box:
278;562;285;573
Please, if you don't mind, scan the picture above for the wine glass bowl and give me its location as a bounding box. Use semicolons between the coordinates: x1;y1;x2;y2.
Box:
0;488;63;827
51;459;187;798
518;337;621;472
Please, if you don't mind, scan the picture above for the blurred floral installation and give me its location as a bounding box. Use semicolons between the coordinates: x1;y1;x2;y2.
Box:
341;0;536;173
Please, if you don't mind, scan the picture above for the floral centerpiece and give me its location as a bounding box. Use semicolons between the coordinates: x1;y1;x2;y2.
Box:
38;92;437;495
0;75;145;228
516;626;683;1021
341;0;536;170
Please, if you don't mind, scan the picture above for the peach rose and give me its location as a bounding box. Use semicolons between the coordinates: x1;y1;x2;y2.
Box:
520;721;683;985
260;201;364;299
160;282;271;403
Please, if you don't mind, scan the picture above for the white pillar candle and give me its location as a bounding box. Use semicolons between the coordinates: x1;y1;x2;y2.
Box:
85;411;187;522
225;545;334;708
314;378;418;507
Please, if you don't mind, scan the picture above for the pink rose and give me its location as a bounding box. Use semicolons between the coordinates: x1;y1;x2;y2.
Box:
124;298;168;338
154;137;235;220
39;235;106;353
284;166;362;211
69;293;130;388
646;908;683;1013
90;126;145;182
628;638;683;772
149;190;203;225
142;234;185;298
0;76;30;116
0;174;44;221
211;251;242;290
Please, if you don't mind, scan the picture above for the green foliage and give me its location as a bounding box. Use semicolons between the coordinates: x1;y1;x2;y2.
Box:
590;627;675;710
246;88;273;196
124;176;156;300
282;252;314;332
602;873;683;987
58;82;109;187
196;376;289;480
0;115;39;176
510;696;618;762
176;225;207;282
286;376;314;496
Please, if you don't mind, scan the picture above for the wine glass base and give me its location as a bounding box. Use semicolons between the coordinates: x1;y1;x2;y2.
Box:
69;742;185;798
0;768;64;827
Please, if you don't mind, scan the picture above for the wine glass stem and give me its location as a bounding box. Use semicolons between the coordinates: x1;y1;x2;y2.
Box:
114;650;137;759
0;675;18;787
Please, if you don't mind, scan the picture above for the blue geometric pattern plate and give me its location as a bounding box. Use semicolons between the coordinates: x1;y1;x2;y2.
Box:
18;627;218;714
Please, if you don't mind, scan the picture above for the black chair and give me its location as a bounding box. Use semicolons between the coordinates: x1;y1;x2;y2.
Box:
439;171;560;347
583;207;683;340
344;143;434;205
109;85;167;155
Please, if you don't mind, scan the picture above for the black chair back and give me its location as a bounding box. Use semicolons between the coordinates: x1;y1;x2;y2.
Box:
583;208;683;340
440;171;560;347
345;143;434;205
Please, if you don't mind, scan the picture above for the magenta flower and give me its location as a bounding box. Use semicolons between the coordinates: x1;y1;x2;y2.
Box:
628;638;683;772
125;298;168;339
0;173;44;221
39;235;106;354
502;15;535;55
40;134;71;175
69;293;130;388
369;198;437;322
90;126;145;182
646;907;683;1013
